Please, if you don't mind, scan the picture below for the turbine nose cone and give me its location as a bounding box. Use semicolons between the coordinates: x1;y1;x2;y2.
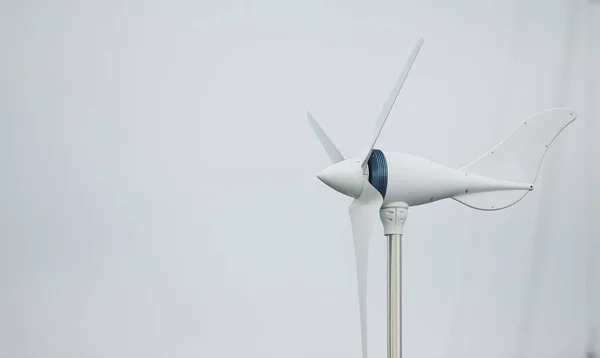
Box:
317;159;366;198
315;170;328;182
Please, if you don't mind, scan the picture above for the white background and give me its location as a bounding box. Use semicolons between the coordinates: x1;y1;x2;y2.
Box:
1;0;599;357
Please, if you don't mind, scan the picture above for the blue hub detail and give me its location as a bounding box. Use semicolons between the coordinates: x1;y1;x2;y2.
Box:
367;149;388;198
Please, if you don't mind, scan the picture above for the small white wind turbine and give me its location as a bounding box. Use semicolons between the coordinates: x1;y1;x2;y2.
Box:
306;38;577;358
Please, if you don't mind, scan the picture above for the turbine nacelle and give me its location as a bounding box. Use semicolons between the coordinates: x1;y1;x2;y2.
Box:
316;158;367;198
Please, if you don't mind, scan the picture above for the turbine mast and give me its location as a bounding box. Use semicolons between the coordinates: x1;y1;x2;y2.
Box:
380;202;409;358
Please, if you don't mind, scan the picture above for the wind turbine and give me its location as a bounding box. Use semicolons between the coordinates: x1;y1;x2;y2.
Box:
306;38;577;358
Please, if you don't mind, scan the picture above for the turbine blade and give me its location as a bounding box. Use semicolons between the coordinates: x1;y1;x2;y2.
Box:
360;38;424;170
306;111;345;164
348;182;384;358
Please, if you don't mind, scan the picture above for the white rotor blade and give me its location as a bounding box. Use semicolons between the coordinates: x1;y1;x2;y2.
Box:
360;38;424;170
348;182;384;358
306;111;345;164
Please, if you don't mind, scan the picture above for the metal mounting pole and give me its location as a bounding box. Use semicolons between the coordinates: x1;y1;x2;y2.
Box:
388;233;402;358
380;202;409;358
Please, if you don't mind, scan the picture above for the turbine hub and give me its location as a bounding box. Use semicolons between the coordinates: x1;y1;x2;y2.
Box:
317;159;366;198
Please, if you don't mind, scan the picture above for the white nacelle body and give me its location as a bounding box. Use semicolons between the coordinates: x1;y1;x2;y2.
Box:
381;152;531;207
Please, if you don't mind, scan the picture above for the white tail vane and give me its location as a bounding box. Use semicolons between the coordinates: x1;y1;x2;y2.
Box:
305;37;577;358
453;108;577;210
360;37;424;171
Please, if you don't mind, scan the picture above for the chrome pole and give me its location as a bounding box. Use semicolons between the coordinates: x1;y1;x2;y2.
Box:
387;234;402;358
381;203;408;358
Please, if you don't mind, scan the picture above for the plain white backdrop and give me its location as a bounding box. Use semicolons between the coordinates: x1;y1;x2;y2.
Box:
1;0;599;357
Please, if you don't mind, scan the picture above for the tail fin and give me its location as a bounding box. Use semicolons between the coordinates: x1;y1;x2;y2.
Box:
453;108;577;211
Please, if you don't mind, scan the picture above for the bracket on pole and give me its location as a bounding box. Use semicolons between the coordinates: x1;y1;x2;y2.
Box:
380;202;409;235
